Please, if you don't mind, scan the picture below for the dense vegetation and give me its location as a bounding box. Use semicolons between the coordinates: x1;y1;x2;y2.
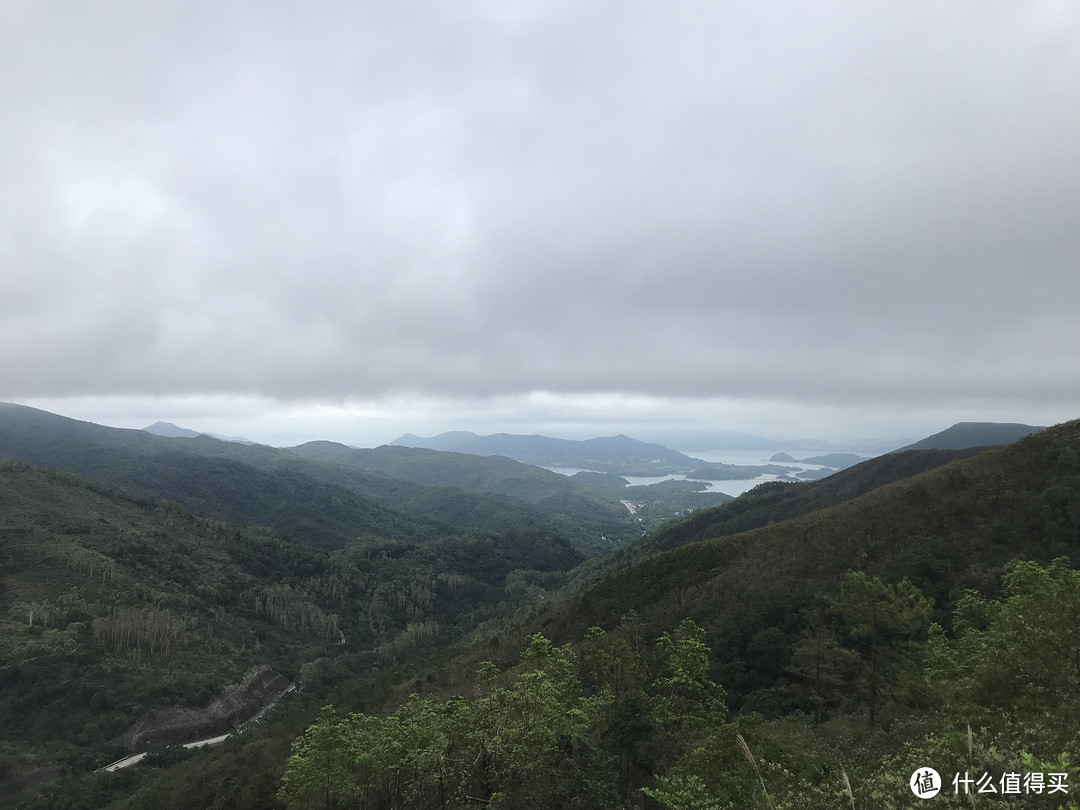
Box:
0;403;635;551
264;419;1080;809
0;403;727;552
554;446;986;600
0;463;586;808
276;559;1080;808
2;406;1078;809
644;446;988;554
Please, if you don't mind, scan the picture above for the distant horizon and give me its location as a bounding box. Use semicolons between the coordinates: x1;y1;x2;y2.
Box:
8;399;1060;458
128;418;912;455
15;400;915;453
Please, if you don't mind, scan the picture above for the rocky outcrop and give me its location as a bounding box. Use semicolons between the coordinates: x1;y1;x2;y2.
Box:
118;665;292;751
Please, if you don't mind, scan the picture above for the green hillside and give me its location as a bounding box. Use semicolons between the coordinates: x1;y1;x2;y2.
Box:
0;462;587;808
291;441;614;505
896;421;1044;451
538;423;1079;688
288;442;634;539
0;403;632;551
645;446;988;554
8;411;1080;809
557;446;986;599
390;431;703;474
289;441;735;537
252;420;1080;810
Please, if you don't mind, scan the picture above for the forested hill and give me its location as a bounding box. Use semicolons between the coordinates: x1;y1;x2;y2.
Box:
10;405;1079;809
556;445;988;593
288;441;631;525
643;445;988;554
894;420;1044;451
251;420;1080;810
390;431;702;474
0;461;588;807
0;403;633;550
537;420;1080;675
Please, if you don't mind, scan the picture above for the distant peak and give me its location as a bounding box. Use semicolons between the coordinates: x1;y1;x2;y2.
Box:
143;421;201;439
895;422;1045;452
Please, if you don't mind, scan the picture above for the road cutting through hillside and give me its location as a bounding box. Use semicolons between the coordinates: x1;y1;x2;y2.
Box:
95;685;296;774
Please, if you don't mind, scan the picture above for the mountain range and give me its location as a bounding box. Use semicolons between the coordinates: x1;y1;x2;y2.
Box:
0;403;654;551
391;431;703;474
390;423;1042;474
0;401;1071;809
141;416;1079;809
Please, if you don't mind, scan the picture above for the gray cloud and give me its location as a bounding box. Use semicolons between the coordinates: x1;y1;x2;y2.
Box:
3;1;1079;437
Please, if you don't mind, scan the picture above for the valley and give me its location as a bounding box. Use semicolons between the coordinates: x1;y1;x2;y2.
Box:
0;403;1075;809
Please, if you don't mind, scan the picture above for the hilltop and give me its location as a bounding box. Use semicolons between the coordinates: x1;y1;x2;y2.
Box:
143;422;255;444
142;421;203;439
894;421;1044;451
2;403;750;551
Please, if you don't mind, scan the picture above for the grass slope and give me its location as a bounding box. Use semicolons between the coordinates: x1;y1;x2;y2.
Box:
557;446;986;598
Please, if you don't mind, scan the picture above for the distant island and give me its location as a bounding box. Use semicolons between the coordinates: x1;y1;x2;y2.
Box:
393;431;805;479
768;451;867;470
684;462;796;480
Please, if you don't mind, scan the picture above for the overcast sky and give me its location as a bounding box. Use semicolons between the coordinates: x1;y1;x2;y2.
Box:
3;1;1078;449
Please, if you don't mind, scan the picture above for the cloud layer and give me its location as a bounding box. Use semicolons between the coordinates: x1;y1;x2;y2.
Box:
4;2;1079;438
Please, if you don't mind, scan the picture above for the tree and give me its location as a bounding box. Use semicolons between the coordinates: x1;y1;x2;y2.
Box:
649;617;728;786
653;619;727;725
642;772;722;810
925;558;1080;710
278;705;356;810
788;615;859;723
467;634;616;808
827;572;931;726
